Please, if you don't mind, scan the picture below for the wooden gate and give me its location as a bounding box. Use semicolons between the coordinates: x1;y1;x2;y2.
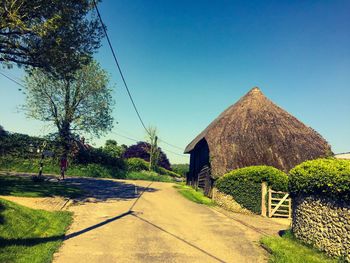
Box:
268;189;291;219
197;166;213;197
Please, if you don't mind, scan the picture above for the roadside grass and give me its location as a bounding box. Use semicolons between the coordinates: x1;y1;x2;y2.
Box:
0;157;178;182
260;230;337;263
0;174;85;198
127;170;174;182
174;184;215;206
0;198;72;263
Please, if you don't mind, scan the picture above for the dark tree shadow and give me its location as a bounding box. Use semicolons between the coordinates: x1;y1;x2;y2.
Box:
0;202;5;225
66;177;158;202
0;235;64;248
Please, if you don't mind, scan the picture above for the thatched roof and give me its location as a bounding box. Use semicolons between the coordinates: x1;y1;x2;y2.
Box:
185;87;332;175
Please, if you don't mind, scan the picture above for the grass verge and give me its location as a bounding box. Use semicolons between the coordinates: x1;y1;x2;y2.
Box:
127;171;174;182
0;174;85;198
0;198;72;263
174;184;215;206
260;230;337;263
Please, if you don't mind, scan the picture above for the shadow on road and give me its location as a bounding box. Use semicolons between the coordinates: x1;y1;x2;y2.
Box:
66;177;158;202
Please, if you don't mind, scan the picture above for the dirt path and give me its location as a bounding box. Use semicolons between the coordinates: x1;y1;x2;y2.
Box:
52;178;289;263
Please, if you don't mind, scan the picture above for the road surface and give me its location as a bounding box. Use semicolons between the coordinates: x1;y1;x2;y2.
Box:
53;178;286;263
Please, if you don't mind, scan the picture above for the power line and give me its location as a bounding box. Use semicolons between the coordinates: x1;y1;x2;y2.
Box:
158;138;184;151
93;1;187;153
0;70;25;89
111;131;187;158
93;0;149;134
115;127;185;152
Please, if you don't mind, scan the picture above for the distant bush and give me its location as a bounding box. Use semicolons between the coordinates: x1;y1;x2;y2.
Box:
289;158;350;201
216;166;288;213
126;170;173;182
73;147;126;169
126;158;149;172
171;164;189;177
158;167;181;178
123;141;171;170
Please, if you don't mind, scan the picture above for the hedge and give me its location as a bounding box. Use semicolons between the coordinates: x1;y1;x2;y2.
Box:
125;158;149;172
125;157;181;178
216;166;288;213
289;158;350;201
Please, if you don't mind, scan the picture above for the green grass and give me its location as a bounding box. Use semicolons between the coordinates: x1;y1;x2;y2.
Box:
260;230;337;263
0;174;85;198
174;184;215;206
0;198;72;263
0;157;126;179
0;157;176;182
126;170;174;182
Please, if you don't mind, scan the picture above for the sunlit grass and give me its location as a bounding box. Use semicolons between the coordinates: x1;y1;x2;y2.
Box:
174;184;215;206
0;198;72;263
0;174;85;198
260;230;337;263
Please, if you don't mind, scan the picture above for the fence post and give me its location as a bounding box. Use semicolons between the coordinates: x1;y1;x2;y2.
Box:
261;182;267;217
288;197;292;219
268;188;272;218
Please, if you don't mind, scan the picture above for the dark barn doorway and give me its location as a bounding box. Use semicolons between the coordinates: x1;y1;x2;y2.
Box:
187;139;213;196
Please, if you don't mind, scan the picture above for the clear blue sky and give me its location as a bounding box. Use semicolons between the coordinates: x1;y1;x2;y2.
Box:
1;0;349;163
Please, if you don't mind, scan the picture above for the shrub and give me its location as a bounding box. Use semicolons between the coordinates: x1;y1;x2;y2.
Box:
126;158;149;172
171;164;189;177
158;167;181;178
216;166;288;213
123;141;171;170
289;158;350;201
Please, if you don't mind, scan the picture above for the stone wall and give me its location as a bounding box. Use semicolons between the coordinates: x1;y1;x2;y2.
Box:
212;188;252;214
292;195;350;261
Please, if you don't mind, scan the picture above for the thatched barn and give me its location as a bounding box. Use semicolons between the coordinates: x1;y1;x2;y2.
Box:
184;87;331;195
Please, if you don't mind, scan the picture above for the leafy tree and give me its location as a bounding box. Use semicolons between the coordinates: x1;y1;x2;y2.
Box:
123;142;171;170
0;125;7;137
102;139;125;158
147;126;160;171
171;164;189;177
0;0;103;78
23;60;114;158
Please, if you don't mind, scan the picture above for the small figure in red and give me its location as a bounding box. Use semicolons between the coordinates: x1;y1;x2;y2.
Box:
60;155;68;180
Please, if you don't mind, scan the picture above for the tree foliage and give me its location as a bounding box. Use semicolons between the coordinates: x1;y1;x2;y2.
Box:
0;0;103;78
102;139;126;158
123;141;171;170
147;126;160;172
23;60;114;156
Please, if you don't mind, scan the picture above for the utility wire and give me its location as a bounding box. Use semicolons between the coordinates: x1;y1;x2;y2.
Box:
158;138;184;151
93;1;187;152
115;127;185;152
93;0;149;135
0;71;26;89
111;131;187;158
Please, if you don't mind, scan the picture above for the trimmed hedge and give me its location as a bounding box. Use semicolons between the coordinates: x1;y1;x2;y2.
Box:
289;158;350;201
216;166;288;213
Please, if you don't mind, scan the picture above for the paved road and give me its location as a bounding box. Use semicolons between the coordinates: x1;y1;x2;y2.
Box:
53;178;282;263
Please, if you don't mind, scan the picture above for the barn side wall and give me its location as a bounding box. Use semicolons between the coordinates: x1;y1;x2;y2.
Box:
187;139;210;186
292;195;350;261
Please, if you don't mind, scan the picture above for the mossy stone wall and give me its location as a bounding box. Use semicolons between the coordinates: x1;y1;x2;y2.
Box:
292;195;350;261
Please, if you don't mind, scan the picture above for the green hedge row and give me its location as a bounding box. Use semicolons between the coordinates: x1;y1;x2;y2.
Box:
289;158;350;201
216;166;288;213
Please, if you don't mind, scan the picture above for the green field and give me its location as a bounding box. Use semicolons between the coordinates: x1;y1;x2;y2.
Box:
0;198;72;263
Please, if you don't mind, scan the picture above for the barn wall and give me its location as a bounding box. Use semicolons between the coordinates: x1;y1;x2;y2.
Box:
187;139;210;186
